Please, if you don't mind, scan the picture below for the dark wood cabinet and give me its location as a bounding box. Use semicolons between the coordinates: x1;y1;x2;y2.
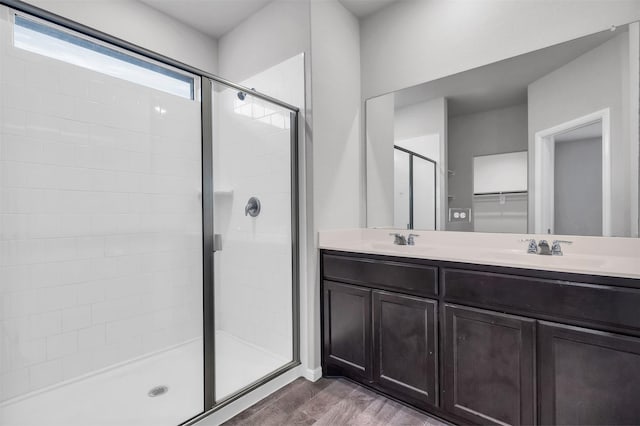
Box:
320;250;640;426
322;280;372;381
538;322;640;425
372;291;438;408
443;267;640;337
443;304;535;425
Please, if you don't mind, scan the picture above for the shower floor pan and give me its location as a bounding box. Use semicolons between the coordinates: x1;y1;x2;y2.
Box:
215;330;290;402
0;340;203;426
0;332;290;425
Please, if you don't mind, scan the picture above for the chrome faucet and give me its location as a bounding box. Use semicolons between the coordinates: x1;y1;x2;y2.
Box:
522;238;573;255
538;240;552;255
407;234;419;246
389;233;407;245
551;240;573;256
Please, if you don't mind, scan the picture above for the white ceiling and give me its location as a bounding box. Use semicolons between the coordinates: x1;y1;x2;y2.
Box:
140;0;401;40
139;0;274;39
338;0;401;18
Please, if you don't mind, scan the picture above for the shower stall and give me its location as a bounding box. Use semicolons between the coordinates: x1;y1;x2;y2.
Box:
0;3;299;425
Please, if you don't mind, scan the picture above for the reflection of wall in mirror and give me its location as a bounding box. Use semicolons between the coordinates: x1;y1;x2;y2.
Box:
528;31;632;236
394;98;447;229
366;94;395;227
396;135;440;160
359;0;640;99
448;104;529;232
393;141;439;230
366;95;447;229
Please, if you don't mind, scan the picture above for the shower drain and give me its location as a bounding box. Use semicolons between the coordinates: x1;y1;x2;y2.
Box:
148;385;169;397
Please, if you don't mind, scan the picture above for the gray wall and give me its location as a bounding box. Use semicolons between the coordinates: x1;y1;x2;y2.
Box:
217;0;311;83
528;32;630;236
555;137;603;236
359;0;640;98
310;0;362;231
309;0;362;372
448;104;528;231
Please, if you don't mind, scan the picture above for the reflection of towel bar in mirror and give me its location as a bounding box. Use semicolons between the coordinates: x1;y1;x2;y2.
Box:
473;191;528;197
474;212;528;218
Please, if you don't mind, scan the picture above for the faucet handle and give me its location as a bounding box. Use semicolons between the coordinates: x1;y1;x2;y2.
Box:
538;239;552;255
407;234;419;245
520;238;537;254
551;240;572;256
389;233;407;245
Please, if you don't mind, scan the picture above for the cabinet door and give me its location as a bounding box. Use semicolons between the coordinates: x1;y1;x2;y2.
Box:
443;304;535;425
323;281;372;381
372;291;438;408
539;322;640;425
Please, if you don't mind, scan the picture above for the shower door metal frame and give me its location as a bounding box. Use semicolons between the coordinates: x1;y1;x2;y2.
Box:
0;1;301;424
200;78;301;414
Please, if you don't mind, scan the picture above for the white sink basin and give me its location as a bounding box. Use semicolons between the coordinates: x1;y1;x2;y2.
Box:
480;249;608;269
368;242;430;253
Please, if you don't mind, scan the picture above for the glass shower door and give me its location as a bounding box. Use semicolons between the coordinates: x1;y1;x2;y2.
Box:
208;81;297;402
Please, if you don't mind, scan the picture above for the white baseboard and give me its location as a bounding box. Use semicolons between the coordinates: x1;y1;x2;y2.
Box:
303;366;322;382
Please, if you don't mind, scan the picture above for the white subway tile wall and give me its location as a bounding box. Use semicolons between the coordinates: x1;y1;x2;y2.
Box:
0;11;203;402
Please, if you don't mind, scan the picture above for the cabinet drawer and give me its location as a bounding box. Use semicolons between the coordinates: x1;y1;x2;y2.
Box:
322;253;438;297
443;268;640;335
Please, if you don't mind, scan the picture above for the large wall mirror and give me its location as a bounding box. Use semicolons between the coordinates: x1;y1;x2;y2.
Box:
366;22;639;237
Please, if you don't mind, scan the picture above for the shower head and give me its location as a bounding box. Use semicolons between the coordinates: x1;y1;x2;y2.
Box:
237;88;256;101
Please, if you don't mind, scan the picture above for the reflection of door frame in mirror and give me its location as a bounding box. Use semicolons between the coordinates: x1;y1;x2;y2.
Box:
533;108;611;236
394;145;437;230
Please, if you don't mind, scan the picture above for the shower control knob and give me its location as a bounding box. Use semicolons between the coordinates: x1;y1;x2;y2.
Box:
245;197;261;217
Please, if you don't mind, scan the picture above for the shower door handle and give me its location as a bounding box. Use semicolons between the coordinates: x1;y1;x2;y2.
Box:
213;234;223;252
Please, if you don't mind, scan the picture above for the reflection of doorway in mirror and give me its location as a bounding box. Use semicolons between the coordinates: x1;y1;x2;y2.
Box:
393;145;437;230
534;109;610;236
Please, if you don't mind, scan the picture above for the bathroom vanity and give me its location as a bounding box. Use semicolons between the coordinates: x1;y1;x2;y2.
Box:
319;230;640;426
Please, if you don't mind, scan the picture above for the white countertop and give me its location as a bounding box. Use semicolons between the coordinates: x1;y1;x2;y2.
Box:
318;228;640;280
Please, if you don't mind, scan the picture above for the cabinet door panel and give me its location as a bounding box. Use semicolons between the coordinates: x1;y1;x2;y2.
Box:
323;281;372;380
373;291;438;408
444;304;535;425
539;322;640;425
